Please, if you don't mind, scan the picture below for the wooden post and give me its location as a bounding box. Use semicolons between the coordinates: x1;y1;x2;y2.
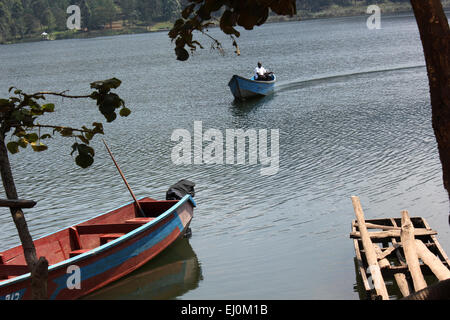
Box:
415;239;450;281
400;210;427;291
374;244;410;297
389;218;412;297
351;196;389;300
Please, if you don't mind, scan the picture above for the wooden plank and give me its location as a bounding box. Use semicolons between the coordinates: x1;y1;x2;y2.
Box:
0;264;29;277
421;217;450;266
373;245;390;269
99;233;124;245
401;210;427;291
389;218;412;298
351;196;389;300
393;272;410;297
352;220;372;296
374;242;411;297
357;222;401;231
377;246;397;261
125;217;154;224
390;218;407;266
350;228;437;239
0;198;36;209
76;223;142;235
69;249;90;258
415;239;450;281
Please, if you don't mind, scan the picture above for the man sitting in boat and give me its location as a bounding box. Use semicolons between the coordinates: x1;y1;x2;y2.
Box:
254;62;273;81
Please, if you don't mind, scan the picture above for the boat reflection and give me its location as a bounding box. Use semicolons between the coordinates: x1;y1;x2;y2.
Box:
230;93;276;116
84;238;202;300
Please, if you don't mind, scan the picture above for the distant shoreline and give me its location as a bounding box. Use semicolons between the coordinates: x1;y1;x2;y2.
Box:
1;2;449;46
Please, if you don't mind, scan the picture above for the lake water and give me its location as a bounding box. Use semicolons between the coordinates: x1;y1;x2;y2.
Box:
1;12;449;300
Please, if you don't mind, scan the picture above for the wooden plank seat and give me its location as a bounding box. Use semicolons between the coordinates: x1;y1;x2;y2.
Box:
125;217;154;224
0;264;29;277
69;249;90;258
67;223;148;258
99;233;125;245
76;223;144;235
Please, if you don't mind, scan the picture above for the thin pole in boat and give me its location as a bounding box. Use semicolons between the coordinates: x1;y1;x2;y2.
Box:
102;139;146;217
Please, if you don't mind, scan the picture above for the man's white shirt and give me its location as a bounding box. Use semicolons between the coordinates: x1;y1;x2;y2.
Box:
255;66;267;78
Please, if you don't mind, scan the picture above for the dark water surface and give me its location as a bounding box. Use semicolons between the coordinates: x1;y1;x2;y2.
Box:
1;13;449;299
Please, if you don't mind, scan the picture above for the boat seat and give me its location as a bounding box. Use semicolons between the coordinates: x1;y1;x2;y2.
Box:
76;223;143;235
69;249;90;258
0;264;30;277
99;233;124;245
125;217;154;224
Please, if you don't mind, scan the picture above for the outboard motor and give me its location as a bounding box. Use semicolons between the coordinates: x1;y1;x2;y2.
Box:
166;179;195;238
166;179;195;200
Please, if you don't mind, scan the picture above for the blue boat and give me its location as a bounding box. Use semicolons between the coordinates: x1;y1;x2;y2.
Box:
228;74;276;100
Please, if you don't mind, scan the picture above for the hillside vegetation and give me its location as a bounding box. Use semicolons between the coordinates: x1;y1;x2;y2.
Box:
0;0;449;44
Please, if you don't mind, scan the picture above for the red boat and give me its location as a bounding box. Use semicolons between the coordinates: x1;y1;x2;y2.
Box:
0;194;195;300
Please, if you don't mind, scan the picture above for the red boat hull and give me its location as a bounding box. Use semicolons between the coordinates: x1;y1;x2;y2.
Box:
0;195;195;300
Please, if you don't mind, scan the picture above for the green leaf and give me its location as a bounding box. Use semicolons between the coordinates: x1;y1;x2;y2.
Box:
75;153;94;168
105;112;117;123
13;127;26;137
78;144;95;156
31;142;48;152
0;98;10;106
90;78;122;92
42;103;55;112
11;110;24;121
18;138;28;148
77;134;90;144
24;133;39;143
7;141;19;154
71;142;79;156
175;47;189;61
92;122;104;134
85;131;94;140
119;107;131;117
0;99;11;112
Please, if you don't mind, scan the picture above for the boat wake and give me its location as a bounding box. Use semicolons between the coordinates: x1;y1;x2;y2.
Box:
275;64;426;93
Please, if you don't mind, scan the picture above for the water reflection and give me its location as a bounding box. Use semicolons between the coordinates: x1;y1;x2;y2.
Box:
84;238;202;300
230;94;276;116
352;258;369;300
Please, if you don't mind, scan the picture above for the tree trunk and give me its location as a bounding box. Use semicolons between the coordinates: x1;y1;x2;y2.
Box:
410;0;450;219
0;132;48;299
406;0;450;300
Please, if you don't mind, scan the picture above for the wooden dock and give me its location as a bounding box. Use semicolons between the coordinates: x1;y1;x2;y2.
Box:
350;196;450;300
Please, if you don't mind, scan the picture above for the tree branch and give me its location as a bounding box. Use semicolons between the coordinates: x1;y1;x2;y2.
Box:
31;91;92;99
31;124;92;133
